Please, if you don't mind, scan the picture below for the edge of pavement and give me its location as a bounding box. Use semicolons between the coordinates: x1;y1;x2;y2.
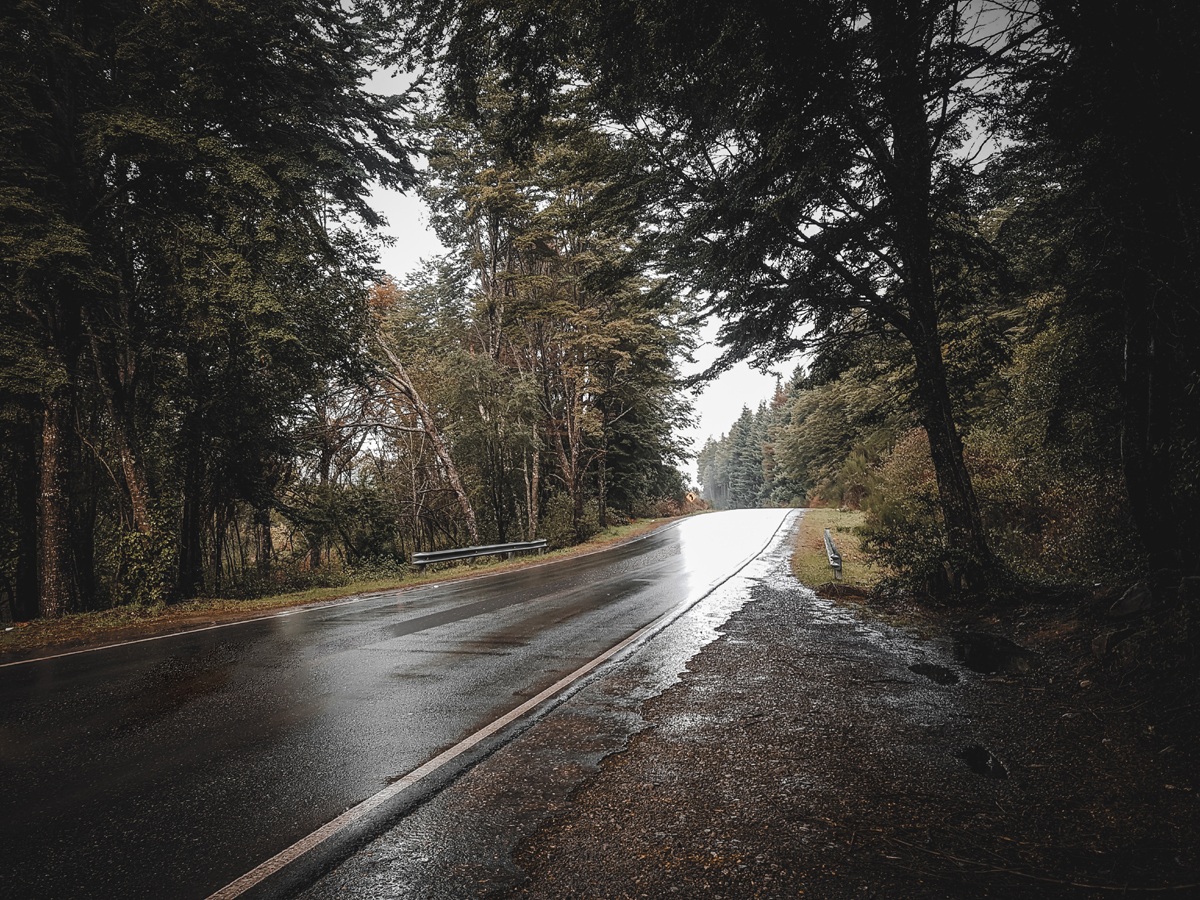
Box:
292;510;1200;900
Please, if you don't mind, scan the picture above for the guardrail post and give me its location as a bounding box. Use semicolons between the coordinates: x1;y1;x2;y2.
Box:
823;528;842;581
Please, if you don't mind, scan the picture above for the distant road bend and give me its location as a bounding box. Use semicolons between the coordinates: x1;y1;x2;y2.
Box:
0;509;793;900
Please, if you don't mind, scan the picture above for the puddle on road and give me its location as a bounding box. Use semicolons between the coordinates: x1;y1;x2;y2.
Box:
953;632;1040;674
909;663;960;685
957;743;1009;779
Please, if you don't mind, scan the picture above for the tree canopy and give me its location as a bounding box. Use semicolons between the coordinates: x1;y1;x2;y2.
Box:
1;0;419;616
412;0;1050;588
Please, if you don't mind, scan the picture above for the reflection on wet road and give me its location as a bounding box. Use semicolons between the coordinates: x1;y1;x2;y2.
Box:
0;510;791;900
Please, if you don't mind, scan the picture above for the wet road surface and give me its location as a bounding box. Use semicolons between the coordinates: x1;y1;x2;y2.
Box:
295;508;804;900
0;510;791;900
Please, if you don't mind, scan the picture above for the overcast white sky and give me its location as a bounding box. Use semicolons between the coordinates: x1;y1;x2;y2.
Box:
366;183;788;488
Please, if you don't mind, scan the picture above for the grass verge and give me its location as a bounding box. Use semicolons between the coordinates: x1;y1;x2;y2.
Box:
791;507;881;590
1;516;682;660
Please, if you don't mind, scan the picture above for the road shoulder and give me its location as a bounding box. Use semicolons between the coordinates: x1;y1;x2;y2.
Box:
504;575;1199;898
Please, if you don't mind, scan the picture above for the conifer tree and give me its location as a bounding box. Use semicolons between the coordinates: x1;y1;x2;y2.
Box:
1;0;418;614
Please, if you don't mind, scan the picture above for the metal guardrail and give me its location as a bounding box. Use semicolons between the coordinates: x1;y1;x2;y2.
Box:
823;528;842;581
411;539;548;572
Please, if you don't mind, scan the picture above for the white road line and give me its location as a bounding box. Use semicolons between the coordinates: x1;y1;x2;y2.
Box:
206;509;796;900
205;613;658;900
0;521;684;670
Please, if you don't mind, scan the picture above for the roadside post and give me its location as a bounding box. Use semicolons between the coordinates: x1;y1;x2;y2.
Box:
824;528;842;581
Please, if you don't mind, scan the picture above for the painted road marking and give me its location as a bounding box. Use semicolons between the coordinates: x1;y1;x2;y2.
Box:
205;510;796;900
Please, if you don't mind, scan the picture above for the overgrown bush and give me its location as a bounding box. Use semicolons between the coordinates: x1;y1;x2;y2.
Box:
541;492;600;549
100;507;181;610
861;427;1143;593
859;429;948;595
631;496;689;518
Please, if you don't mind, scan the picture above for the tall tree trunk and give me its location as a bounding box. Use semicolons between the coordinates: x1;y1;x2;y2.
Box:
572;468;584;538
551;424;580;538
526;440;540;539
309;450;332;570
178;352;206;597
597;443;608;529
211;505;226;592
111;414;152;534
490;440;508;543
1120;276;1178;573
910;329;991;587
376;335;480;544
38;390;78;617
88;298;153;534
179;442;206;597
871;0;993;587
255;507;273;577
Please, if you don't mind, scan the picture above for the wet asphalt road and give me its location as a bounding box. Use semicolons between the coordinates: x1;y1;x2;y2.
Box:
0;510;791;900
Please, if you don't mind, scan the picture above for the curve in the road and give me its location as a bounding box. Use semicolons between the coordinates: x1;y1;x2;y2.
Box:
0;510;792;900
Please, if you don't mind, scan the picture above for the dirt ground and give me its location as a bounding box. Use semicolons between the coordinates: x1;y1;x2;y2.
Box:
498;575;1199;898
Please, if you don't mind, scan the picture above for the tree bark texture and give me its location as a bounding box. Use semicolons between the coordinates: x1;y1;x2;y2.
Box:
525;440;540;540
598;448;608;530
255;507;273;577
38;391;78;618
911;332;991;580
112;419;152;534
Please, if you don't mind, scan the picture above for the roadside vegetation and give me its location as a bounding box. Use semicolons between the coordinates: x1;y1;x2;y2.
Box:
790;508;880;594
2;5;1196;888
1;1;692;626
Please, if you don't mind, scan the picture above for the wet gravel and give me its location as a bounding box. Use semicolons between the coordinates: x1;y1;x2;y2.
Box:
503;590;1199;898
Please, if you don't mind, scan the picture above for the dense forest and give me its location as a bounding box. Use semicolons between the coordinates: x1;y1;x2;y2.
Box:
3;1;1198;621
687;1;1199;597
0;0;690;621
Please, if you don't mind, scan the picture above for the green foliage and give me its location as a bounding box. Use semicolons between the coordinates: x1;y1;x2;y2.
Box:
413;68;693;540
1;0;421;616
858;430;949;595
779;367;906;507
10;0;1197;621
541;492;598;549
859;421;1143;594
107;509;181;610
697;406;765;510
